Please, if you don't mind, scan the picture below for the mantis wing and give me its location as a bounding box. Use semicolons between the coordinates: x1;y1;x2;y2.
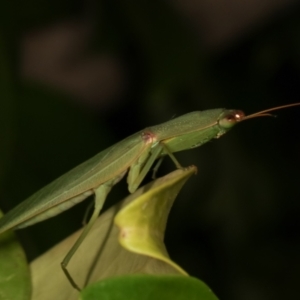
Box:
0;131;148;233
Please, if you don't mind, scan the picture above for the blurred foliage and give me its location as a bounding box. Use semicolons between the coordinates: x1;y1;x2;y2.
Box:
0;211;31;300
81;275;218;300
0;1;300;300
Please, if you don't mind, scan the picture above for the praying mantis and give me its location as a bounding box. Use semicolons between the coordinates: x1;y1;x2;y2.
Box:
0;103;299;291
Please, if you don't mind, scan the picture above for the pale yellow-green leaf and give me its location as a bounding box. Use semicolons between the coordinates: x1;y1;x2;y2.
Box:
0;211;31;300
115;166;196;275
30;167;196;300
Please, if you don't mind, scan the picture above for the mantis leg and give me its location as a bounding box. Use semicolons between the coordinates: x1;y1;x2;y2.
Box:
160;143;182;169
151;143;183;178
127;143;163;193
61;179;118;290
127;142;183;193
81;200;94;226
151;157;164;179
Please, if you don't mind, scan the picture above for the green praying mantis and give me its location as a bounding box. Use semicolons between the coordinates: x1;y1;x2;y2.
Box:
0;103;299;291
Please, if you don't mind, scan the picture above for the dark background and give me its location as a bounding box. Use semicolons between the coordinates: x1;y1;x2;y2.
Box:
0;1;300;299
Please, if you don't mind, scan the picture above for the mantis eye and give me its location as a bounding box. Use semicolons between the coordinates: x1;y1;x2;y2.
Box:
219;110;245;129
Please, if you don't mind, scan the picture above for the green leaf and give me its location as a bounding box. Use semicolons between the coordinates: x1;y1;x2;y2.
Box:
80;275;218;300
0;211;31;300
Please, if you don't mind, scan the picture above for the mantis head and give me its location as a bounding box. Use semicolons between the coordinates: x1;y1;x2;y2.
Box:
219;102;300;130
